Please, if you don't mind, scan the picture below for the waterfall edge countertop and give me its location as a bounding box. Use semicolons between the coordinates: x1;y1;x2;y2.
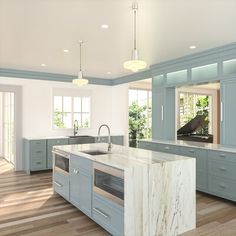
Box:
53;143;190;170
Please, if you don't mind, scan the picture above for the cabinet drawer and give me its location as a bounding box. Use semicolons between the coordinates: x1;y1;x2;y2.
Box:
157;143;179;154
53;171;69;200
208;159;236;180
208;175;236;201
31;157;46;170
70;155;92;173
208;150;236;163
30;140;46;157
93;194;124;236
179;147;207;172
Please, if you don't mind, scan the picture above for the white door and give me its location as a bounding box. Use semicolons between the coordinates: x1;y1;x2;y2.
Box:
3;92;15;164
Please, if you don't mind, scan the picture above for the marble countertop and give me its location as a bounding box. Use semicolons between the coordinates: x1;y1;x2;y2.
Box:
24;134;124;141
143;139;236;153
53;143;190;170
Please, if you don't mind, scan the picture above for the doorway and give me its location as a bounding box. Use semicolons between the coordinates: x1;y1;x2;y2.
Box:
0;92;15;164
0;85;22;171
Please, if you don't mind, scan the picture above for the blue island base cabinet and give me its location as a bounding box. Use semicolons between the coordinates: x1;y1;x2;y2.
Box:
69;155;93;217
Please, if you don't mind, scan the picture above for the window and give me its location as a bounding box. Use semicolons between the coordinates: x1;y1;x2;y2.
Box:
179;92;212;134
53;96;91;129
128;89;152;147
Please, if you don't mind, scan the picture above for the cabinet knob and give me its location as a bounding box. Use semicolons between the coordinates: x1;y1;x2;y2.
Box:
219;183;226;188
219;167;226;171
220;154;226;158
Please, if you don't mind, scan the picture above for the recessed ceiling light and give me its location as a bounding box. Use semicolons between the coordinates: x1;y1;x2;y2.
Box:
189;45;197;49
41;63;46;67
101;24;109;29
107;72;111;74
63;49;69;53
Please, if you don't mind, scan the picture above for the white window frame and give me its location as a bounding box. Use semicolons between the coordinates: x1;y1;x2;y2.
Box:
52;88;92;130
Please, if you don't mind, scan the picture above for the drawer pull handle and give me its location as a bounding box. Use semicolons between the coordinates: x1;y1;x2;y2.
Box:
220;154;226;158
73;169;79;175
54;181;63;187
219;184;226;188
93;208;110;219
36;161;41;164
219;167;226;171
189;150;195;153
36;151;42;154
165;146;170;150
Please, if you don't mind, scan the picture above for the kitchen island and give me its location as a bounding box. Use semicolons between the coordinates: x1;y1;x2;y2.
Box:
53;143;196;236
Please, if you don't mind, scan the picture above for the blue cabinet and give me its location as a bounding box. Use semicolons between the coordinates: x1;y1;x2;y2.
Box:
47;139;68;169
53;170;69;201
221;79;236;147
152;86;176;140
95;135;124;145
93;193;124;236
68;136;95;145
69;155;93;217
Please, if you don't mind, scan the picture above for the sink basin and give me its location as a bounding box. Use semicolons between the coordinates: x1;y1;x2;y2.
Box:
81;150;108;156
68;135;92;138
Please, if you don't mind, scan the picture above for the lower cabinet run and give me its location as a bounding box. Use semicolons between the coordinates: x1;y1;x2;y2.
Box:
138;140;236;202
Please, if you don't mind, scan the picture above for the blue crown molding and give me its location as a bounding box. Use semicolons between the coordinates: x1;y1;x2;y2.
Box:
0;68;113;86
112;70;152;85
1;42;236;86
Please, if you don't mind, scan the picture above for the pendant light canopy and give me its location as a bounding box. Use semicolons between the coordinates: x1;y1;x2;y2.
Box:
73;41;89;86
123;2;147;73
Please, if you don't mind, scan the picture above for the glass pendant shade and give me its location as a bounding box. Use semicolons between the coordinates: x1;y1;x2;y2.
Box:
124;49;147;72
73;71;88;86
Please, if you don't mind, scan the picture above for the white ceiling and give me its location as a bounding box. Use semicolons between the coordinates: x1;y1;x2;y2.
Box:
0;0;236;79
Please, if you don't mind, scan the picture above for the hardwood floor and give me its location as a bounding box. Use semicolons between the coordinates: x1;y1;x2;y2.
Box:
1;158;236;236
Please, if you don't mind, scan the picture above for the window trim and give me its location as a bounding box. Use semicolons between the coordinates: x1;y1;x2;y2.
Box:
52;95;92;130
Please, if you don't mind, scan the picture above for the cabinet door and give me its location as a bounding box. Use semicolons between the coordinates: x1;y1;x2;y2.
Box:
70;168;92;217
221;80;236;147
152;88;164;139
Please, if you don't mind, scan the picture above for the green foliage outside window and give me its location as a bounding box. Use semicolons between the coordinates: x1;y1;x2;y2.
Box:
53;109;65;128
129;102;152;147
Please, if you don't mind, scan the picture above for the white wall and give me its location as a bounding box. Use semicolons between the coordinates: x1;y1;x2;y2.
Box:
0;77;128;138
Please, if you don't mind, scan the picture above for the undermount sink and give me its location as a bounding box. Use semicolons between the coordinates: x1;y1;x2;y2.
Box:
81;150;108;156
68;135;92;138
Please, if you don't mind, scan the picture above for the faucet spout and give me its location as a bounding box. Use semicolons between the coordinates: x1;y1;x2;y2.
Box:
73;120;79;136
98;124;112;152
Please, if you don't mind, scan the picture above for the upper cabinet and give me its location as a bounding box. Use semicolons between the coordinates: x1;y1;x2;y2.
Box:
192;63;218;82
166;69;188;86
221;79;236;147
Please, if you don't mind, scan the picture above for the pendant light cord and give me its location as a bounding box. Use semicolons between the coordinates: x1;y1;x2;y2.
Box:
133;2;138;50
79;41;82;72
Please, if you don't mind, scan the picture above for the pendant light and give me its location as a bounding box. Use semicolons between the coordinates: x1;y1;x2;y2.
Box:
73;41;89;86
123;1;147;73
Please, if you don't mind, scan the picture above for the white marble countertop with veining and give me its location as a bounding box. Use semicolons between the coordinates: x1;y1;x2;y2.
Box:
142;139;236;153
24;134;124;141
53;143;190;170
